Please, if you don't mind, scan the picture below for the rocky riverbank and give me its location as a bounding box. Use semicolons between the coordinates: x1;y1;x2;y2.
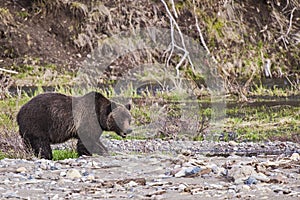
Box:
0;140;300;199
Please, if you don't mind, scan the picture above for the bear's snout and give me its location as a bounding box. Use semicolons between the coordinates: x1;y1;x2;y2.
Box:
119;128;132;138
126;128;133;134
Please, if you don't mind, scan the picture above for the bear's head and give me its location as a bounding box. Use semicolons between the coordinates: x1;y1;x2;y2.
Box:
106;102;132;138
89;91;132;138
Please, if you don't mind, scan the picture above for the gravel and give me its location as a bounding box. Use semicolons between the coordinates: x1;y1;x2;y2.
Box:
1;140;299;199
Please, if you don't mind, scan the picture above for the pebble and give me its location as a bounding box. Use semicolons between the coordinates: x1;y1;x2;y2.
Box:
125;181;138;188
253;172;270;182
241;185;251;191
178;183;188;192
229;141;238;146
228;165;256;184
16;167;27;173
184;166;202;177
290;153;300;161
244;176;258;185
66;169;82;179
86;174;95;181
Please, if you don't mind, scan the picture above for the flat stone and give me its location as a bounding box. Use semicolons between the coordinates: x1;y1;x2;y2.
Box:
146;190;167;197
253;172;270;182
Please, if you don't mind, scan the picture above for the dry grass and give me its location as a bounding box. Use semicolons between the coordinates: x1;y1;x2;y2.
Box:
0;128;32;159
5;0;298;99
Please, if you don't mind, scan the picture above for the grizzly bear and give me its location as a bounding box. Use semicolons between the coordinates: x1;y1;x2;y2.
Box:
17;91;132;160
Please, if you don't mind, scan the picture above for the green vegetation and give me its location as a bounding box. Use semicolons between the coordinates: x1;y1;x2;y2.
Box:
70;1;88;17
1;64;300;160
251;84;299;97
0;94;30;129
11;63;74;87
224;103;300;142
0;7;13;25
0;152;5;160
52;150;78;160
17;10;30;19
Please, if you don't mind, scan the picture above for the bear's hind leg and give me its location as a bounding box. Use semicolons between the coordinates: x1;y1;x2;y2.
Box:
38;140;52;160
23;136;53;159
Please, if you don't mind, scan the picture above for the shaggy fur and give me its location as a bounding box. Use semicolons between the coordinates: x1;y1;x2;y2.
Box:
17;91;132;160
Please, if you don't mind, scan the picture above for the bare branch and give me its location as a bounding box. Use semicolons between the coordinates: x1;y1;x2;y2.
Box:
286;7;296;36
0;68;18;74
275;6;297;49
166;17;175;68
283;0;290;11
170;0;178;18
160;0;195;77
192;0;217;63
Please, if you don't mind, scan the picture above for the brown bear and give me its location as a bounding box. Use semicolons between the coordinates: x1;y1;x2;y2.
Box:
17;91;132;160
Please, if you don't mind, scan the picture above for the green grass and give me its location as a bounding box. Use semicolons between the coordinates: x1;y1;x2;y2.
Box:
102;132;124;140
223;103;300;142
250;84;298;97
0;67;299;160
0;152;5;160
0;96;30;130
52;150;78;160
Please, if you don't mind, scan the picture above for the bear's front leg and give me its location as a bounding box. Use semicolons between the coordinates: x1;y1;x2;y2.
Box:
77;138;108;156
76;138;91;156
94;140;109;156
76;118;109;156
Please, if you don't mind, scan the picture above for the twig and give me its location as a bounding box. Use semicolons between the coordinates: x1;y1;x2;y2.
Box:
166;17;175;68
283;0;290;11
286;7;296;36
193;0;217;64
284;75;298;90
276;7;297;49
170;0;178;18
0;68;18;74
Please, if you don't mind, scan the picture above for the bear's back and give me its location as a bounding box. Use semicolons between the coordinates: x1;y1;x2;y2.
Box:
17;93;73;132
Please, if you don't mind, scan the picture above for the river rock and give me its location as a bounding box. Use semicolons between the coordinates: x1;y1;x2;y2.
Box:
16;167;27;173
244;176;257;185
228;165;256;184
66;169;82;179
290;153;300;161
125;180;138;188
0;140;300;199
253;172;270;182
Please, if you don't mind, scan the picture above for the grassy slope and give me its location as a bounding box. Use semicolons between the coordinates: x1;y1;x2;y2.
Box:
0;0;299;159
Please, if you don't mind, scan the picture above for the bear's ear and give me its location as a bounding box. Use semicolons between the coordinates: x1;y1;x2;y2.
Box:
110;101;118;110
94;91;108;101
125;102;131;111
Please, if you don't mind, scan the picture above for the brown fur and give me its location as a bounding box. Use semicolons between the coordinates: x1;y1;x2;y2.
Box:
17;91;132;159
